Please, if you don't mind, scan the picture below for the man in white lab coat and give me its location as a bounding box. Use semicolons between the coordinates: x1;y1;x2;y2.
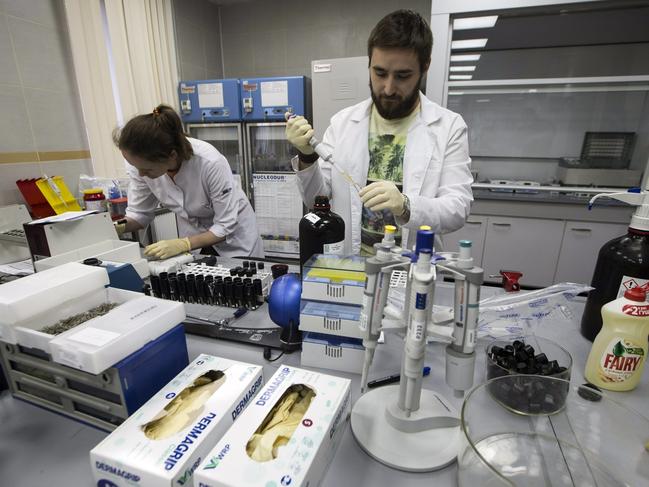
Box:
286;9;473;255
115;105;264;259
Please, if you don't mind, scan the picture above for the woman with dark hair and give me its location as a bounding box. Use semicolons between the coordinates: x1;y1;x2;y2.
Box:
114;104;263;259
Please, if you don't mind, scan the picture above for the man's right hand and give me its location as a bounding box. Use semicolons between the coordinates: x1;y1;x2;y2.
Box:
285;113;315;155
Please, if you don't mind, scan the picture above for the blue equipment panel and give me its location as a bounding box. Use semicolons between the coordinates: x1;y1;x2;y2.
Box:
240;76;308;121
179;78;241;123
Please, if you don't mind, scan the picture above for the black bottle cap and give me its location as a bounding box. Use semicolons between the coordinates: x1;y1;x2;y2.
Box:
250;262;257;271
82;257;102;266
142;283;151;296
257;262;265;270
230;268;237;276
177;273;186;281
243;261;250;268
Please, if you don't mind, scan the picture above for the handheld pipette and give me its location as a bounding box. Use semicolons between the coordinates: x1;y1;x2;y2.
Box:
308;136;363;193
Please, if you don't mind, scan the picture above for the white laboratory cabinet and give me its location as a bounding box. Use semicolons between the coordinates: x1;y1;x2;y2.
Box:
554;221;628;284
482;216;564;288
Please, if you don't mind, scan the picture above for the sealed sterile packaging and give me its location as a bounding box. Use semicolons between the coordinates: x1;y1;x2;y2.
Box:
477;282;593;339
195;365;351;487
90;354;263;487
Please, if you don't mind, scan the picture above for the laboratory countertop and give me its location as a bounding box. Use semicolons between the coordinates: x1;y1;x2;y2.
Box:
0;279;648;487
471;185;629;206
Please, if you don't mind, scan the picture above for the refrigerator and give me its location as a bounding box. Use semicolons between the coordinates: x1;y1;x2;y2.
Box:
240;76;310;259
178;79;248;197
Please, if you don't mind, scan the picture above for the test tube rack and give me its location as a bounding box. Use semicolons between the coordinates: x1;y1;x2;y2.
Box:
147;261;272;310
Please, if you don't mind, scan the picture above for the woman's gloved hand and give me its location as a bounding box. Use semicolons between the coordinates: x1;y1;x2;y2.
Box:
144;237;191;260
359;181;406;216
285;113;315;155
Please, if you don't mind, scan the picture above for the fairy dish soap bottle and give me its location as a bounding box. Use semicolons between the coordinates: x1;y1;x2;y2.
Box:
299;195;345;271
580;187;649;341
584;287;649;391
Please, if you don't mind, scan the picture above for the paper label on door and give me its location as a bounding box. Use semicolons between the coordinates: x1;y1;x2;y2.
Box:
323;240;344;254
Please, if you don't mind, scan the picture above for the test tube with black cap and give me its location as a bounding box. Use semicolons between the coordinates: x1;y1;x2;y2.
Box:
257;262;265;270
186;274;197;303
150;275;161;298
213;277;224;305
250;262;257;273
229;268;237;276
243;261;250;268
196;275;205;304
168;276;179;301
177;273;187;302
223;279;234;306
205;275;214;304
244;282;255;309
234;281;245;307
253;279;264;306
245;269;254;278
159;272;170;300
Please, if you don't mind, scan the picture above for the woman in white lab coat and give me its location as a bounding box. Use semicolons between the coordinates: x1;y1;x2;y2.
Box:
114;105;264;259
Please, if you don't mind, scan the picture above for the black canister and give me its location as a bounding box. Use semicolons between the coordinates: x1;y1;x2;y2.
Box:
581;227;649;340
298;195;345;271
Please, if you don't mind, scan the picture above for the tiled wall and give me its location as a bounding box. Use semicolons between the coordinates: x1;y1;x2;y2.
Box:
0;0;91;208
173;0;432;80
173;0;223;81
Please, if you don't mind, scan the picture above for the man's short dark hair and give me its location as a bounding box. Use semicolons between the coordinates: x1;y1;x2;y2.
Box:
367;9;433;72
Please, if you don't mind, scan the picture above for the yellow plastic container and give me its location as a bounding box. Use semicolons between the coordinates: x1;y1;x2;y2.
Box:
584;286;649;391
36;176;81;214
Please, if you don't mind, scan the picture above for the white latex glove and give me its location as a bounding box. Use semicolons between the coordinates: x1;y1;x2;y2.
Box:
359;181;405;216
144;237;191;260
285;113;315;155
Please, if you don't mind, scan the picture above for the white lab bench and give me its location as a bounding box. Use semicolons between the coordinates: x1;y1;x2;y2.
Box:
0;279;647;487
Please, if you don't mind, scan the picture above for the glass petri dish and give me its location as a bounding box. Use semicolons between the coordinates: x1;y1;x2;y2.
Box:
458;376;649;486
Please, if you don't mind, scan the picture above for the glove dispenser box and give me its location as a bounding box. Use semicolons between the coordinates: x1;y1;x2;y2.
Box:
90;355;263;487
195;365;350;487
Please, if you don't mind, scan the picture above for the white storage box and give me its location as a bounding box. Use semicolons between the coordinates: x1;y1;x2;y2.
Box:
301;254;365;306
195;365;351;487
299;301;362;339
0;262;185;374
33;239;148;278
301;332;365;374
12;286;143;354
90;354;263;487
0;262;108;343
48;293;185;374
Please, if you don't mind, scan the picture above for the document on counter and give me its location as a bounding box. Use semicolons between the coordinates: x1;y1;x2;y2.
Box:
0;258;34;275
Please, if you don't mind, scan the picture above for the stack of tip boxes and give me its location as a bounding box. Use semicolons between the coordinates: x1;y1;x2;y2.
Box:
90;354;263;487
195;365;351;487
299;254;366;373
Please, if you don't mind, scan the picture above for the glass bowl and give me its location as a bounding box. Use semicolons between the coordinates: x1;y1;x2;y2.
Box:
458;376;649;486
486;336;572;414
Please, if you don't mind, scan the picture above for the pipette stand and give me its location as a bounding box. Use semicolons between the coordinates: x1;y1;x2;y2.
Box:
351;242;483;472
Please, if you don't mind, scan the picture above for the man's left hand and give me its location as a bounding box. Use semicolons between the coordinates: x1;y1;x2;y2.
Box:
144;237;191;260
359;181;405;216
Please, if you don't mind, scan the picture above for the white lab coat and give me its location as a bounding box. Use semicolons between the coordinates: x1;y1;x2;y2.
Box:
126;138;264;258
292;93;474;254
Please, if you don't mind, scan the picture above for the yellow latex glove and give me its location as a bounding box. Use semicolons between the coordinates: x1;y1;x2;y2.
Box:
114;220;126;236
359;181;405;216
144;237;191;260
246;386;315;462
285;113;315;155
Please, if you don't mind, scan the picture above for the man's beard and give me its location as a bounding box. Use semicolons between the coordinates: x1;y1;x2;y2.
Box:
370;75;422;120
